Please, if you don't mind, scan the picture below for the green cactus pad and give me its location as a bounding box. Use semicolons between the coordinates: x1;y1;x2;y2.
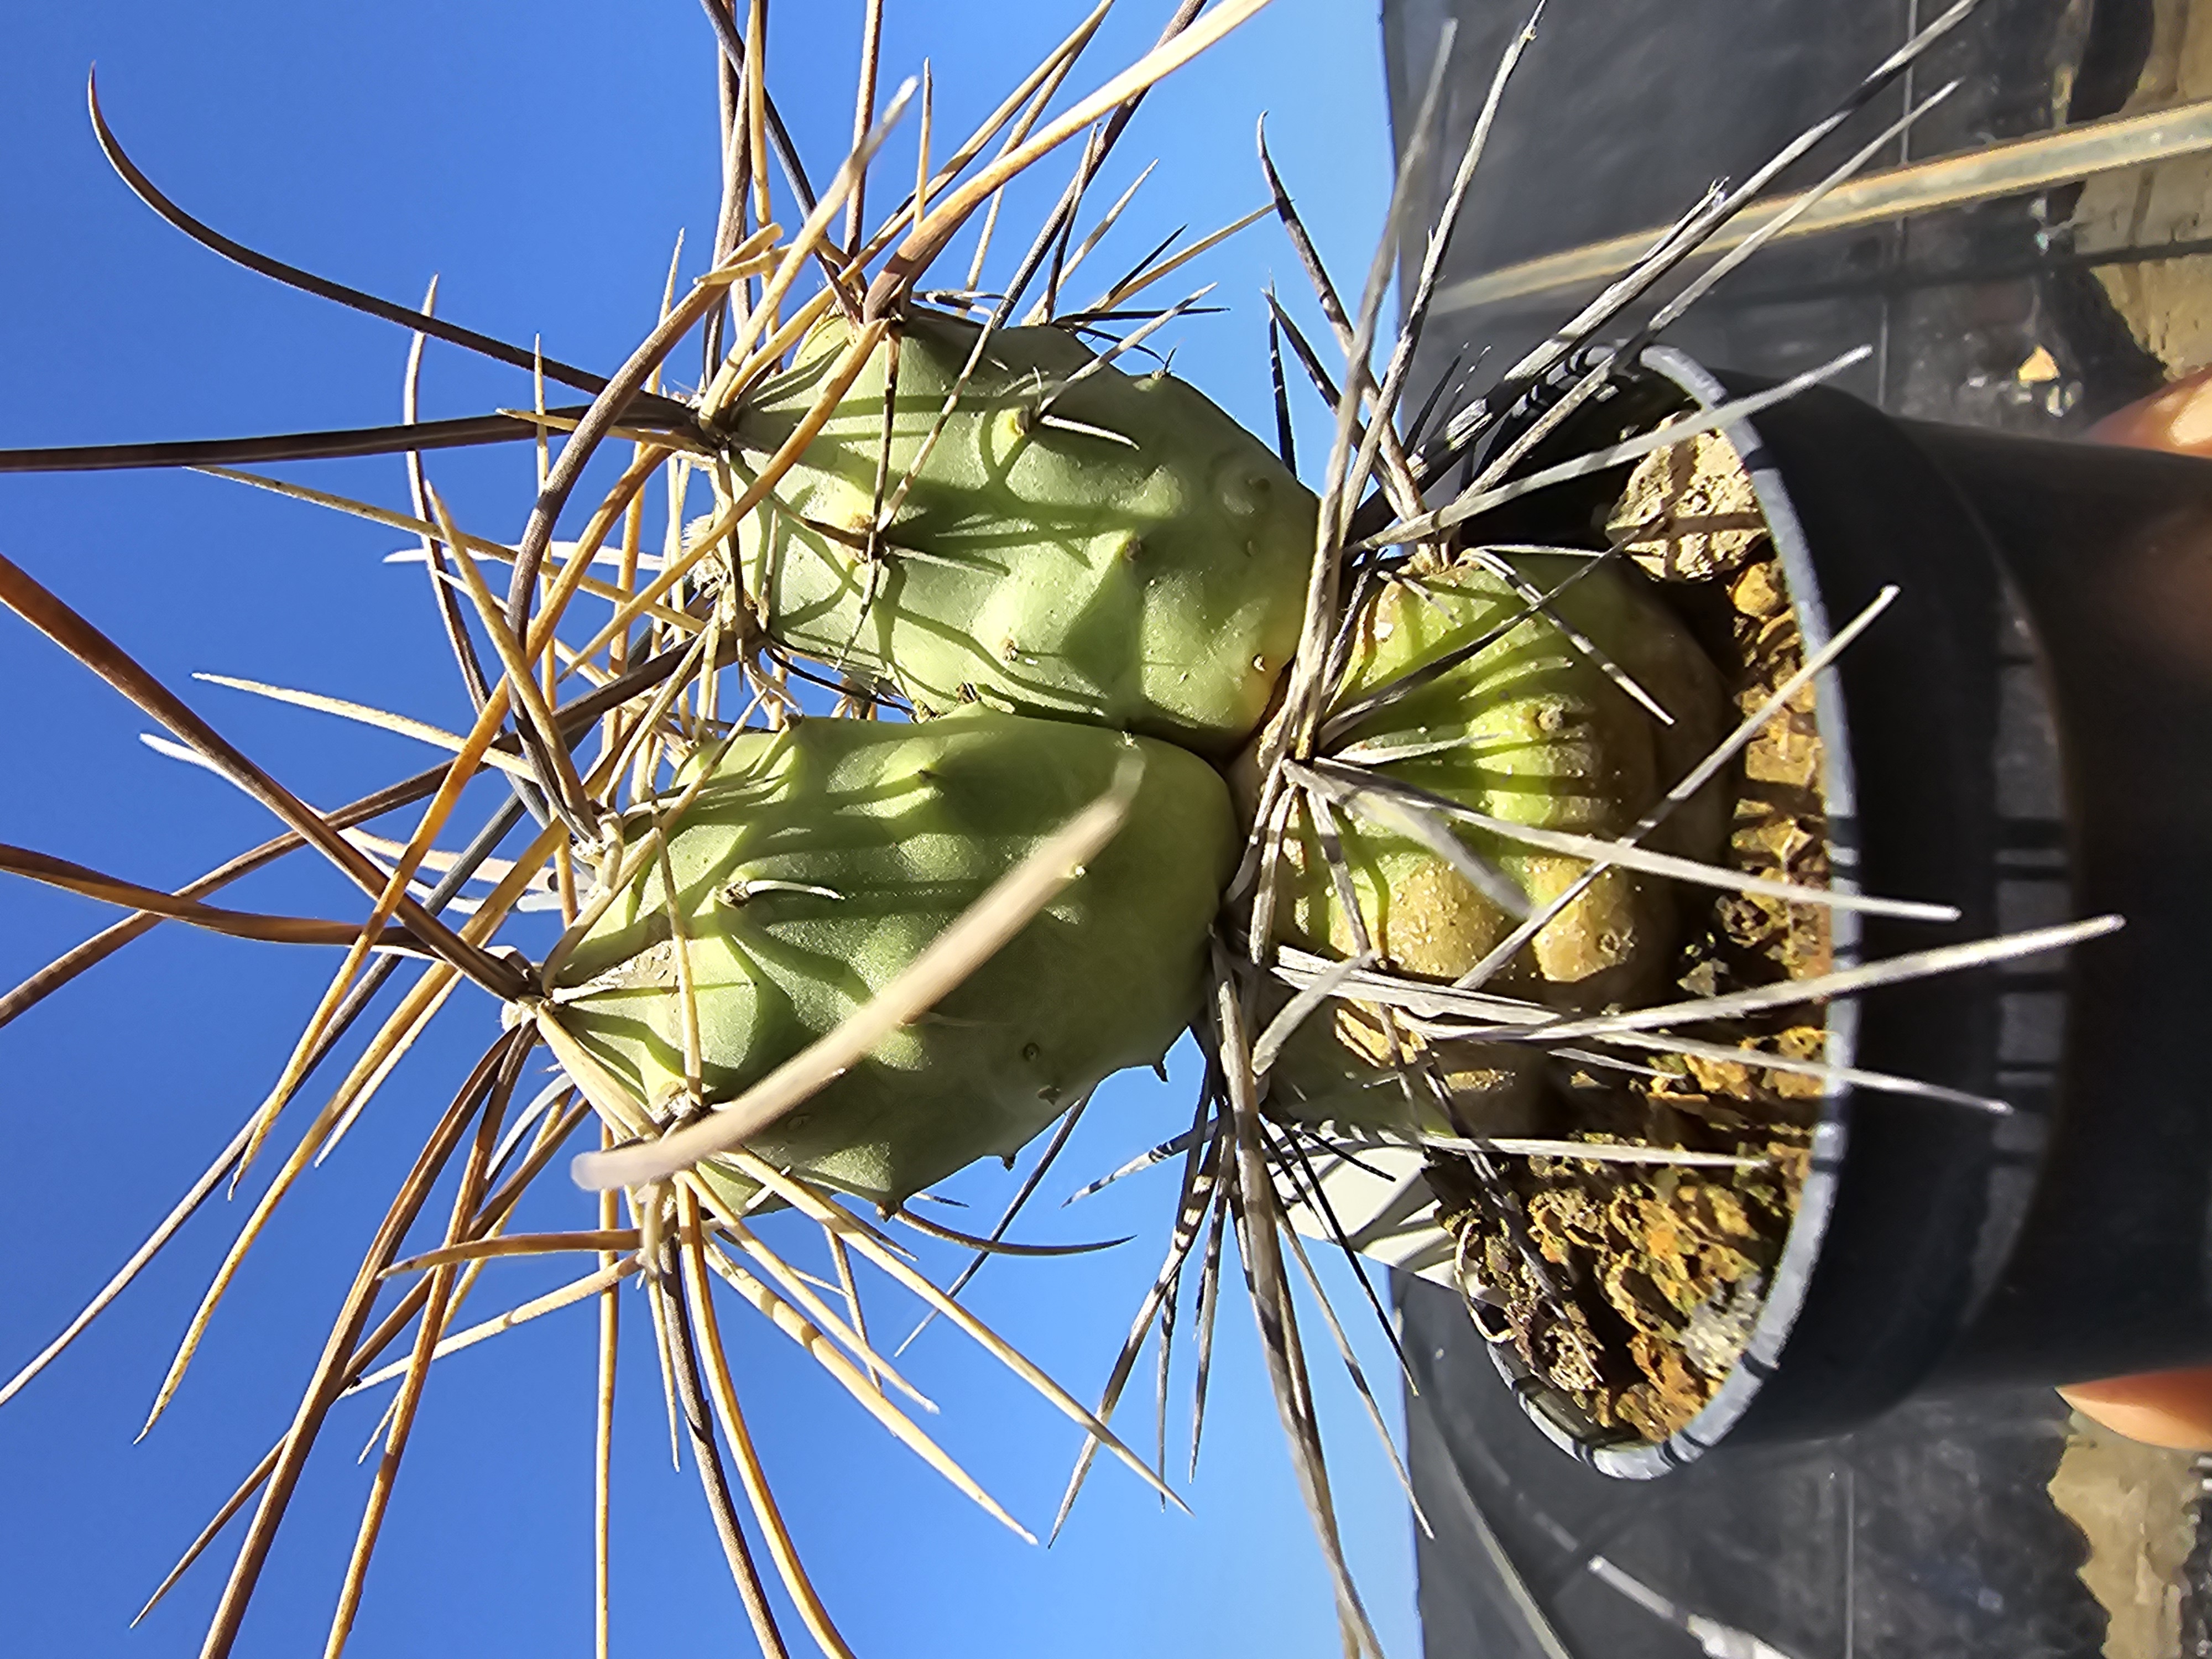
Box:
726;308;1314;755
1256;552;1726;1134
551;710;1235;1207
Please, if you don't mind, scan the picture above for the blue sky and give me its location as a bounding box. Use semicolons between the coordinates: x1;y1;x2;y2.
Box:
0;4;1418;1657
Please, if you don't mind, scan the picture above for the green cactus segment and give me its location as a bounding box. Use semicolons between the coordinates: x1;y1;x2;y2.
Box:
551;711;1235;1207
1261;552;1726;1134
728;308;1315;755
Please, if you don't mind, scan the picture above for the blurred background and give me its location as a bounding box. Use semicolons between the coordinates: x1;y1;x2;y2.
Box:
1381;2;2212;1656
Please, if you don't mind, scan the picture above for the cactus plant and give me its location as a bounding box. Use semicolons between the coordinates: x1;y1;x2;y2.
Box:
730;309;1315;754
1254;549;1727;1135
0;2;2110;1656
555;709;1234;1208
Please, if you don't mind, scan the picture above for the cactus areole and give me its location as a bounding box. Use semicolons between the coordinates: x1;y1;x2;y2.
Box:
726;308;1317;755
552;710;1236;1207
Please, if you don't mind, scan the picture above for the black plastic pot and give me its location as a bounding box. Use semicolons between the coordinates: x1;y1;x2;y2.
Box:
1484;347;2212;1477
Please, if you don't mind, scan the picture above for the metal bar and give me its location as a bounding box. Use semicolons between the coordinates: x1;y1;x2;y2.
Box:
1433;97;2212;317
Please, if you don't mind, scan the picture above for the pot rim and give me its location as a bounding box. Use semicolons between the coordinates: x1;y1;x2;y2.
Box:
1480;345;1864;1479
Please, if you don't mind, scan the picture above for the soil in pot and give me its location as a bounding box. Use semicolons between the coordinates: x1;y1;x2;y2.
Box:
1430;424;1829;1445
